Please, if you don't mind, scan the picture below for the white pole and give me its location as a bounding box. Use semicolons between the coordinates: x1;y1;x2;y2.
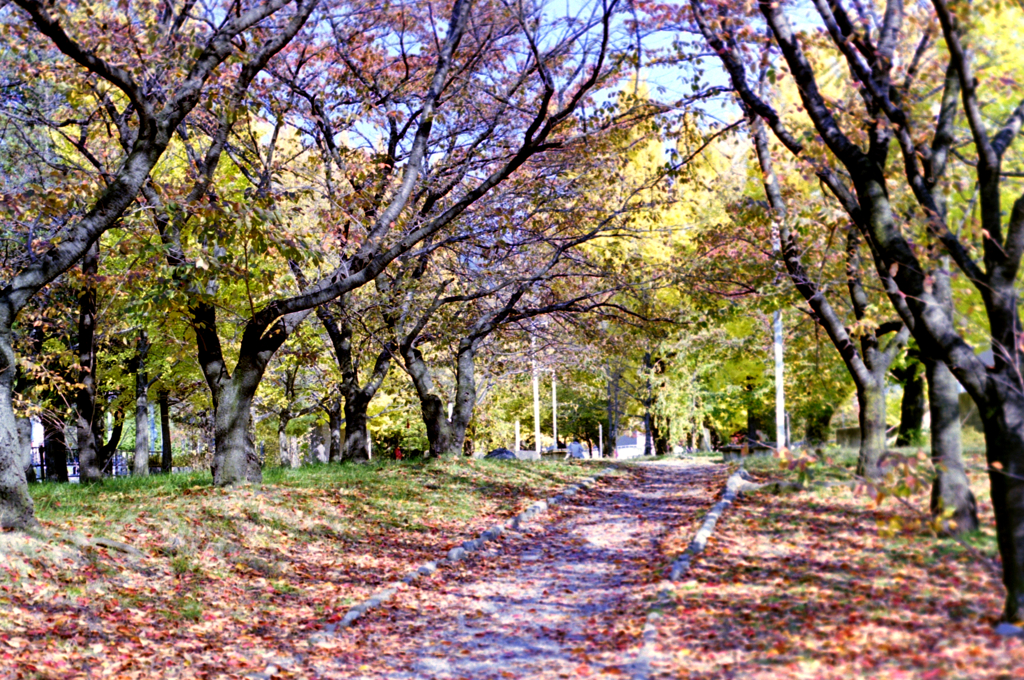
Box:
598;423;603;459
515;419;521;453
774;310;786;450
368;434;372;460
552;371;558;451
532;340;541;459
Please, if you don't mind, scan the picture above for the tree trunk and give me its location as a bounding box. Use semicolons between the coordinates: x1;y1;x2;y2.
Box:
315;294;393;464
17;418;34;483
605;367;622;457
328;397;343;463
643;409;653;456
403;342;458;459
926;358;979;535
804;405;834;446
0;330;36;527
420;394;455;458
77;242;102;483
653;415;670;456
896;364;926;447
448;340;478;455
341;396;371;461
211;380;262;485
978;390;1024;621
43;417;69;483
99;409;124;475
855;376;887;479
159;390;173;474
278;410;297;468
133;330;150;477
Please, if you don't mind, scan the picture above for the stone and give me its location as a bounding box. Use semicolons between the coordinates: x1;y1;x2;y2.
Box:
995;622;1024;637
92;537;145;558
463;539;481;551
485;448;518;460
448;546;466;562
418;561;438;575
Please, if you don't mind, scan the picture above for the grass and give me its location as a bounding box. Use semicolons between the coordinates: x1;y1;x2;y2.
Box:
0;456;609;678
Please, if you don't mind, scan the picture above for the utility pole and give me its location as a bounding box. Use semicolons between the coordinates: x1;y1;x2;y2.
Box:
772;222;786;451
552;371;558;451
774;310;786;450
532;338;541;459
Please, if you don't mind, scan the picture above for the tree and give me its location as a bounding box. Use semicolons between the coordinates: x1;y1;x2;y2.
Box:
143;0;635;485
0;0;320;527
687;0;1006;612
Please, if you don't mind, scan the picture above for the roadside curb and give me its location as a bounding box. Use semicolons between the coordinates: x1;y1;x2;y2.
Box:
667;468;760;580
308;464;617;643
631;467;762;679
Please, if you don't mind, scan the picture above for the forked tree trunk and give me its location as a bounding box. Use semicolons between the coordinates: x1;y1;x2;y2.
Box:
211;379;262;485
314;294;393;464
407;339;478;459
342;396;371;462
926;358;978;535
420;394;457;458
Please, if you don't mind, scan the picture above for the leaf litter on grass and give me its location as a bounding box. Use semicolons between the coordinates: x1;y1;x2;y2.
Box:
0;459;602;678
653;450;1024;680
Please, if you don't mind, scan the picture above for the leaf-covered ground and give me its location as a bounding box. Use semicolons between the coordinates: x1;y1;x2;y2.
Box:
0;459;601;678
4;450;1021;679
337;459;727;679
653;449;1024;679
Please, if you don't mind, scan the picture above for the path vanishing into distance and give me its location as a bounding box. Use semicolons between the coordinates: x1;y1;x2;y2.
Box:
324;460;731;680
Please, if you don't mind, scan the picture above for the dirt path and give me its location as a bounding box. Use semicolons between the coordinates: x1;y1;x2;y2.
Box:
333;460;728;680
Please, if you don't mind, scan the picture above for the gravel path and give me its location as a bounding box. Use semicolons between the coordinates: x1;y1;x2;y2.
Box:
347;459;728;679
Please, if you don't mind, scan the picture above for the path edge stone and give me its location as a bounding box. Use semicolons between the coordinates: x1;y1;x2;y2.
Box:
308;464;617;644
631;467;763;679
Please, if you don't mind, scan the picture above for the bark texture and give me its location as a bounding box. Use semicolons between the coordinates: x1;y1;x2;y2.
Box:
895;363;926;447
133;330;151;477
159;390;173;474
926;357;979;534
77;242;102;483
0;332;35;528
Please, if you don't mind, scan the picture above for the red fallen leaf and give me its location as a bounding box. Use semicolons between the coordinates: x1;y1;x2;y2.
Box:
575;664;592;676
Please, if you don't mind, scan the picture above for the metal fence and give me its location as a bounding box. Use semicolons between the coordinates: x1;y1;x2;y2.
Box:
31;448;163;482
